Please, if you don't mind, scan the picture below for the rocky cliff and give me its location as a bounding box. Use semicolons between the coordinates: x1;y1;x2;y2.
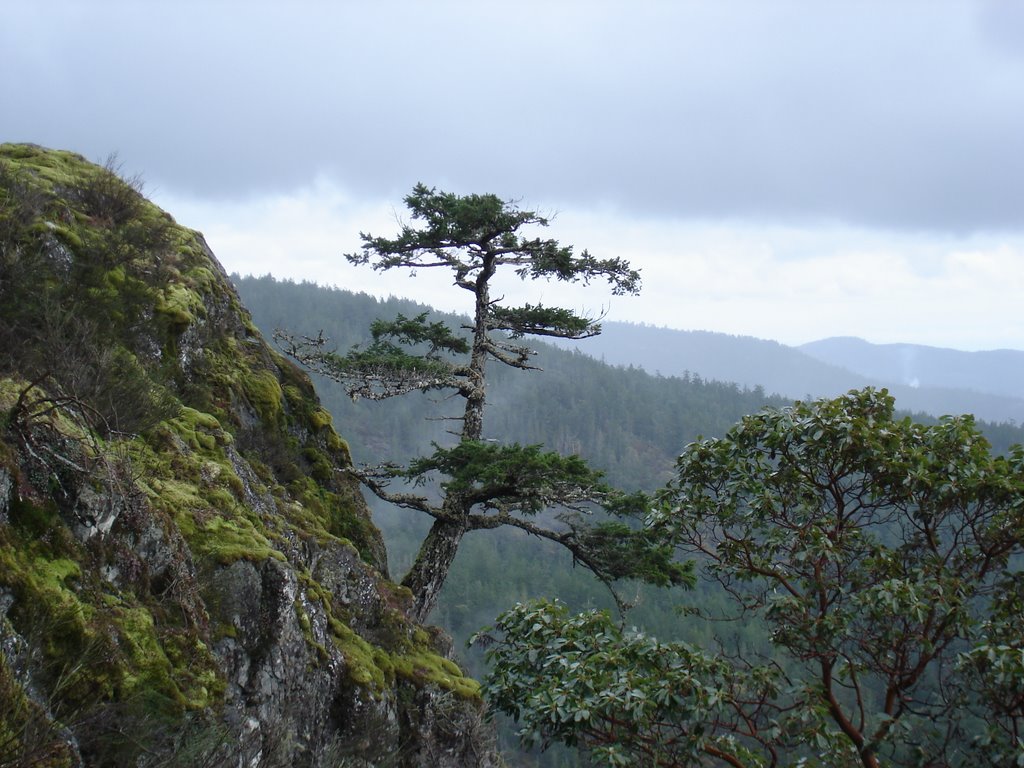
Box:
0;144;498;767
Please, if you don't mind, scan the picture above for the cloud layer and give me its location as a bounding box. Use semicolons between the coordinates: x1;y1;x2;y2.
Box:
4;1;1023;232
4;1;1022;351
158;184;1024;351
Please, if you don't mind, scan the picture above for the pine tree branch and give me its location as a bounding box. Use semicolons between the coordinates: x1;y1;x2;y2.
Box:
483;340;540;370
488;303;602;339
347;466;442;518
274;330;471;400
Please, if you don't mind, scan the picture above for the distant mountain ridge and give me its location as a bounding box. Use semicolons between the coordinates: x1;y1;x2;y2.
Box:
799;336;1024;400
550;323;1024;424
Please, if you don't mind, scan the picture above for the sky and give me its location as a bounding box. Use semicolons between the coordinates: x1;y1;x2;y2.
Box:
3;0;1023;351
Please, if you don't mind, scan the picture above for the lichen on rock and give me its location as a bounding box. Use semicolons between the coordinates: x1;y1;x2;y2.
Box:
0;144;498;767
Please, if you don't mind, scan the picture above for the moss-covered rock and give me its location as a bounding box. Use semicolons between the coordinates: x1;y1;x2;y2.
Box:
0;144;496;767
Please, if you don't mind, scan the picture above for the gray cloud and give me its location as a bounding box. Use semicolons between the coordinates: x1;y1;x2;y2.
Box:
3;1;1022;232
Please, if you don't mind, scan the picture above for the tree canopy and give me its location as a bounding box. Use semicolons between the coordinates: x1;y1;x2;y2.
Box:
278;184;687;622
476;389;1024;767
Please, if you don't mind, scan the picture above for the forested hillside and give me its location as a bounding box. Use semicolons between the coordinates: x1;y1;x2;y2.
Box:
234;273;1024;592
552;322;1024;424
235;275;793;765
236;274;1024;765
234;273;798;618
235;276;791;490
236;275;1024;483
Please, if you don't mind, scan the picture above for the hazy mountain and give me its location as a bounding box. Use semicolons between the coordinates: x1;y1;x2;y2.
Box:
799;336;1024;400
550;324;869;394
551;323;1024;424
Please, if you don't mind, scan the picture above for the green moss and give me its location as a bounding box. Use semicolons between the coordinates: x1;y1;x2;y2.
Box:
0;145;96;193
278;475;382;562
0;449;222;720
324;497;379;561
324;429;350;457
224;469;245;496
277;357;315;400
104;264;127;288
170;634;222;703
0;494;92;682
319;598;479;699
168;407;229;452
183;265;219;295
292;598;333;660
241;369;283;424
130;430;287;567
0;524;215;716
296;603;312;634
309;406;333;430
112;606;186;706
391;650;479;699
53;223;84;251
277;497;330;542
156;283;204;327
328;617;391;690
187;515;286;566
381;582;415;612
33;556;82;595
0;146;481;739
0;515;86;608
302;446;335;484
104;605;223;717
184;408;221;432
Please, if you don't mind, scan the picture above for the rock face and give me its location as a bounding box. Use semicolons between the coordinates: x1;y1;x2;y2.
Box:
0;144;499;767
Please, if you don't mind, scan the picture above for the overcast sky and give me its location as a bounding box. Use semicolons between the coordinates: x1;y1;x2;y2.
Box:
3;1;1023;351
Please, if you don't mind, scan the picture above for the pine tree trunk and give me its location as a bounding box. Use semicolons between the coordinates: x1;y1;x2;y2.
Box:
462;257;494;443
401;515;468;624
403;256;494;623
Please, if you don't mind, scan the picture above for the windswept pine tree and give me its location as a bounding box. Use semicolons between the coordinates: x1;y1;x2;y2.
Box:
278;184;690;621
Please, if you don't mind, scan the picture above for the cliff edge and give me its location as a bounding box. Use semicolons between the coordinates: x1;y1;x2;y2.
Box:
0;144;497;767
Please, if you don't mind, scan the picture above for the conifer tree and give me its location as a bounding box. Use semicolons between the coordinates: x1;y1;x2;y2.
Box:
278;184;689;621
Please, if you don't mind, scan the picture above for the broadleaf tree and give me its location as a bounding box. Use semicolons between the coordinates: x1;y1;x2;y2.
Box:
277;184;690;622
475;389;1024;767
